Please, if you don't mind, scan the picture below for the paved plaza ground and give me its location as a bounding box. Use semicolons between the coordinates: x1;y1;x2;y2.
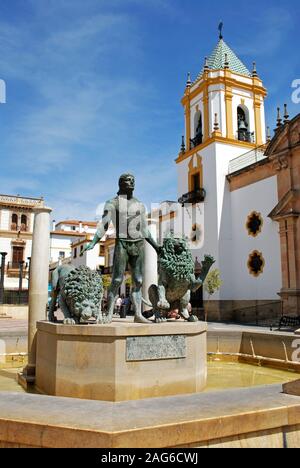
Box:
0;317;298;336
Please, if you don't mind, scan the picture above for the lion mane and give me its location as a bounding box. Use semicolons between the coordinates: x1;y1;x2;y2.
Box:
159;236;195;281
62;266;103;320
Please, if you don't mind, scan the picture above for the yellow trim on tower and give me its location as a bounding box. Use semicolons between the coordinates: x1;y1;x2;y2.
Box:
203;73;210;140
225;86;234;139
254;98;263;145
182;73;267;107
185;91;191;151
188;155;203;192
176;135;257;164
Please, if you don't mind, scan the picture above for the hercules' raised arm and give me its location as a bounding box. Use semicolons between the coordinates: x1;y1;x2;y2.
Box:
81;203;114;255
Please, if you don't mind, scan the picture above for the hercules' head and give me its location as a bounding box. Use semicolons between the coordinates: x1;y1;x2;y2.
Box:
118;174;135;195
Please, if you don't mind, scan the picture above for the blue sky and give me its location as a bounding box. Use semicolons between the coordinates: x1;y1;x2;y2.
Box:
0;0;299;221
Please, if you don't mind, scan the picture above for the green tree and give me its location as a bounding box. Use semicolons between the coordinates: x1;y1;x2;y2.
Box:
102;274;112;290
203;269;223;322
125;276;132;287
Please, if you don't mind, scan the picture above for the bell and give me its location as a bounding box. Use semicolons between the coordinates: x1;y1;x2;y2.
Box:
238;118;248;131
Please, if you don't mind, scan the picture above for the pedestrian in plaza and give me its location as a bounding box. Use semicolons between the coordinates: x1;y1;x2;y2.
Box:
116;295;123;316
120;295;128;319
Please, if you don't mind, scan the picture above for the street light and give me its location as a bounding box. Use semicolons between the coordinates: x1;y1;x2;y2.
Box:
0;252;7;304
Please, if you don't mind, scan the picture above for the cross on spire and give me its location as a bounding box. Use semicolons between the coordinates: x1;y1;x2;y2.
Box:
218;21;223;40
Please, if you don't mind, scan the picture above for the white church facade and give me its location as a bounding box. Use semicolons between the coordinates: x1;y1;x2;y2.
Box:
158;32;300;323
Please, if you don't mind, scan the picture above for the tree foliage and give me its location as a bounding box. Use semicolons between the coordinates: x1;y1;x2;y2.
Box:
204;269;222;296
102;274;112;289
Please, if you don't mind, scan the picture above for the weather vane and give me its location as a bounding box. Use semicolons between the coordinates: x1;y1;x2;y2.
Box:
218;21;223;39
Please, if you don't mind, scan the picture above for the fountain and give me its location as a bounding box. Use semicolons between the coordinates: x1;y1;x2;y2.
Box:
0;175;300;448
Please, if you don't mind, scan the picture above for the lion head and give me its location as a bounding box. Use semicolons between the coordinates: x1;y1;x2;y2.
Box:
63;266;103;321
159;236;195;281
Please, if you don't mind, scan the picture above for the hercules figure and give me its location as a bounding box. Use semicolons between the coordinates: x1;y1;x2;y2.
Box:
82;174;159;324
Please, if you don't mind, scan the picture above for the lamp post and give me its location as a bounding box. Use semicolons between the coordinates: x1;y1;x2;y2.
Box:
27;256;31;290
18;261;24;304
0;252;7;304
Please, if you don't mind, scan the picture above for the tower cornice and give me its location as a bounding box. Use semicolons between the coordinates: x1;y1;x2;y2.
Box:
175;136;258;164
181;72;267;106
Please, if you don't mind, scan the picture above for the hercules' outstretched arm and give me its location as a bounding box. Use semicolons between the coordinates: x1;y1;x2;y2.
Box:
81;202;114;255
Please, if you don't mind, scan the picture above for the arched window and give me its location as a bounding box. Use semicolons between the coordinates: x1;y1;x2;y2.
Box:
21;215;28;232
11;214;18;231
191;111;203;148
237;105;253;142
188;155;203;193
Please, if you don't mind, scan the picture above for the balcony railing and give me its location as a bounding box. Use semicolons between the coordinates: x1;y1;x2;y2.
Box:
228;145;267;174
8;262;28;269
2;289;29;305
0;194;44;207
178;188;206;206
10;224;28;232
190;133;203;149
7;262;28;278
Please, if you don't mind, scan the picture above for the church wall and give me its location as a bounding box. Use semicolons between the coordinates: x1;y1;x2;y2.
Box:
260;100;267;143
230;176;281;300
177;157;190;197
214;142;253;301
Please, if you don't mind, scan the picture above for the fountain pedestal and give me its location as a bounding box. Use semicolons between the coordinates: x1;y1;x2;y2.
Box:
35;320;207;402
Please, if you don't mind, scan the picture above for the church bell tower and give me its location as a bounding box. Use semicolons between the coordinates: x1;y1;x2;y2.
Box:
176;25;268;302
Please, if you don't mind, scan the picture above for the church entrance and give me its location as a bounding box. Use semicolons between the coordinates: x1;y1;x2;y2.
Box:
12;246;24;269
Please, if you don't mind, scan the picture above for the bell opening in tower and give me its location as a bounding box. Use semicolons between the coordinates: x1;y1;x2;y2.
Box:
190;112;203;149
192;173;201;191
237;106;253;143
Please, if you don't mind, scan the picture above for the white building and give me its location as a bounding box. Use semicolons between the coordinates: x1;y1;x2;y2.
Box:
0;194;44;289
158;32;287;323
50;220;98;264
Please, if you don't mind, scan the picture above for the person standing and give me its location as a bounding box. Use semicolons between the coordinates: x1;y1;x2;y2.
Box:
115;295;123;316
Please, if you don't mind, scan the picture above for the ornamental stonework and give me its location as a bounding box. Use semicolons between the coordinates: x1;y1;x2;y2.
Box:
247;251;265;277
246;211;263;237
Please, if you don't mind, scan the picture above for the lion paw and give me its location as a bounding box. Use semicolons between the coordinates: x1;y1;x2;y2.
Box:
188;315;198;323
63;318;76;325
157;300;170;310
96;314;112;325
154;312;167;323
155;317;167;323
